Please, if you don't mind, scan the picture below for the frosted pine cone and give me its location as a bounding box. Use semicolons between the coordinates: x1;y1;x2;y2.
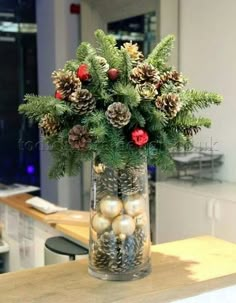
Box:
155;93;181;118
68;125;91;150
70;89;96;115
122;42;144;64
96;56;109;72
130;63;160;85
39;114;60;137
137;82;157;100
52;69;81;100
105;102;131;128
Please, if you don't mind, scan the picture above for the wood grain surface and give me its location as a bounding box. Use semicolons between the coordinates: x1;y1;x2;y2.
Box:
1;236;236;303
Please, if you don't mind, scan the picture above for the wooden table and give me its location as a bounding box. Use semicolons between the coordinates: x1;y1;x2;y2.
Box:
1;236;236;303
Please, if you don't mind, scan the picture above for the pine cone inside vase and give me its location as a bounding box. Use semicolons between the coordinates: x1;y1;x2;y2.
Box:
70;89;96;115
52;69;81;100
68;125;91;150
105;102;131;128
130;63;160;85
39;114;60;137
118;170;141;195
155;93;181;118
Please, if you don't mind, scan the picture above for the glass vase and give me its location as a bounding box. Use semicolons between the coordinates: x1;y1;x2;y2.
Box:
88;156;151;281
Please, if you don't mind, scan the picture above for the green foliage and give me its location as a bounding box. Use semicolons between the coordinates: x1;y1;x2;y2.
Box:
146;35;175;70
19;95;73;121
95;29;120;68
117;49;132;84
64;60;79;72
112;82;141;108
76;42;95;63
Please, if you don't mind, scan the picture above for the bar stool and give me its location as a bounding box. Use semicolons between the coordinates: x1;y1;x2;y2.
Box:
44;236;88;265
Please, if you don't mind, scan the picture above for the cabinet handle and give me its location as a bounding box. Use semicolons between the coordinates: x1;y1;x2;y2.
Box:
214;201;221;221
207;199;216;218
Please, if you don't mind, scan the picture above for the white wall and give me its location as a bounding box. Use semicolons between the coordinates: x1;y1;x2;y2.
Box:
179;0;236;182
37;0;83;209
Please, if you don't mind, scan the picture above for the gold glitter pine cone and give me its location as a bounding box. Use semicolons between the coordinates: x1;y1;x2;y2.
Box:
105;102;131;128
39;114;60;137
52;69;81;100
70;89;96;115
122;42;144;63
137;82;157;100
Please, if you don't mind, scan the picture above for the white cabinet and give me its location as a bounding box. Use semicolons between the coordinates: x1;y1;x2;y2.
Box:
157;181;236;244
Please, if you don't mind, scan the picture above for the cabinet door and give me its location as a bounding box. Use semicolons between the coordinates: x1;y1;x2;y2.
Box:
157;184;212;243
213;200;236;243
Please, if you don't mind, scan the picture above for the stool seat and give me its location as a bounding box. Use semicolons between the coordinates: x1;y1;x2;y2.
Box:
45;236;88;257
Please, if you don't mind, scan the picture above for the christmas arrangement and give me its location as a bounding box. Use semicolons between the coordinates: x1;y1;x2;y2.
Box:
19;30;222;280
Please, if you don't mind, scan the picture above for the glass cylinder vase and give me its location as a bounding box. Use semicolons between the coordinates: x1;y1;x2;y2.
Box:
88;156;151;281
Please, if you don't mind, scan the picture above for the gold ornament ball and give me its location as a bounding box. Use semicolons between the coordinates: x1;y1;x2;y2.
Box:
112;214;136;236
100;195;123;219
124;194;145;217
90;227;98;242
119;233;127;241
92;213;111;234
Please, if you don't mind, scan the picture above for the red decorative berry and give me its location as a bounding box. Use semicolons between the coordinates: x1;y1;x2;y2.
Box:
131;128;149;147
108;68;119;81
55;90;63;100
77;64;91;81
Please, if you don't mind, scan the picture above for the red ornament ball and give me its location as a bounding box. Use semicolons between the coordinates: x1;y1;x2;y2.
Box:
131;128;149;147
54;90;63;100
77;64;91;81
108;68;119;81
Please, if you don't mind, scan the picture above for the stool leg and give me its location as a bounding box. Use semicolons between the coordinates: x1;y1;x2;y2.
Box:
69;255;76;261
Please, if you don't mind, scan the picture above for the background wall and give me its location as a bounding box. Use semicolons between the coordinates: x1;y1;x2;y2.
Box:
179;0;236;182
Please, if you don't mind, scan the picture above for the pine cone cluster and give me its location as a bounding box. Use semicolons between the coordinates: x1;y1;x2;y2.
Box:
137;83;157;100
122;42;144;64
130;63;160;85
105;102;131;128
39;114;60;137
52;69;81;100
155;93;181;118
70;89;96;115
68;125;91;150
158;70;186;91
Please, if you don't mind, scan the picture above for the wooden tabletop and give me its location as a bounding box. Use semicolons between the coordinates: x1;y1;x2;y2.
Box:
0;194;90;245
1;236;236;303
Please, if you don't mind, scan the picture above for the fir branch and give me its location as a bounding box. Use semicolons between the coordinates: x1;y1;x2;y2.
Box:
64;60;79;72
146;35;175;70
174;114;212;128
117;49;132;84
112;83;141;108
76;42;96;63
95;29;120;67
19;95;73;122
128;108;146;128
140;103;167;132
181;89;222;112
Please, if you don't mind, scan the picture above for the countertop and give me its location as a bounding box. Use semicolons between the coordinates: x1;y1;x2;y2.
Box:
0;194;90;246
1;236;236;303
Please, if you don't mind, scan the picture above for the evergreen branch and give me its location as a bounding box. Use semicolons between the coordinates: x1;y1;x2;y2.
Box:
181;89;222;112
146;35;175;70
19;95;73;121
76;42;96;63
112;83;141;108
117;49;132;84
129;109;146;128
175;115;212;128
64;60;79;72
95;29;120;67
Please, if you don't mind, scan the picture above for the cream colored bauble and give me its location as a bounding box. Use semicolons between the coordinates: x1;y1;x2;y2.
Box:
100;195;123;219
112;215;136;236
124;194;145;217
135;213;148;227
90;227;98;242
92;213;111;234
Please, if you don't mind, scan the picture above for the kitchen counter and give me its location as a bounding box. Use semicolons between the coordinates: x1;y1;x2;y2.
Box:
1;236;236;303
0;194;90;246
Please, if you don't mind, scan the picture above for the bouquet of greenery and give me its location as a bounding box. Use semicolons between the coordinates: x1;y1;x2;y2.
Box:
19;30;222;178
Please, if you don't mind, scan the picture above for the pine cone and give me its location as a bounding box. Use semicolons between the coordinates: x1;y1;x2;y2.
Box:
70;89;96;115
118;170;141;195
122;42;144;64
137;82;157;100
155;93;181;118
68;125;91;150
52;69;81;100
182;126;201;137
105;102;131;128
96;56;109;72
130;63;160;85
159;70;186;91
39;114;60;137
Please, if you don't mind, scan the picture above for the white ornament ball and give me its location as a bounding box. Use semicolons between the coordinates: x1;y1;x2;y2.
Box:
112;215;136;236
124;194;145;217
100;195;123;219
92;213;111;234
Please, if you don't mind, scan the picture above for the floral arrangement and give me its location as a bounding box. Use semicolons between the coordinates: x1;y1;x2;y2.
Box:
19;30;222;178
